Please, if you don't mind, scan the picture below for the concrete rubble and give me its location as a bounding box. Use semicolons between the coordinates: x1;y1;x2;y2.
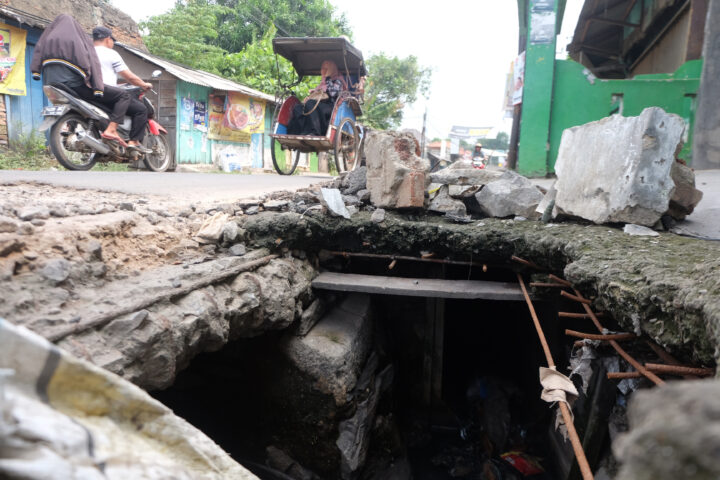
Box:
364;130;429;208
549;107;703;226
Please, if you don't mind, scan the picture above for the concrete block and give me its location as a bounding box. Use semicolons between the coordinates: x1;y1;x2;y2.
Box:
554;107;686;226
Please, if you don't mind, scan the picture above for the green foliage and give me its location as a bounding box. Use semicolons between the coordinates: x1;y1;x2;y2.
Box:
481;132;510;151
363;54;432;130
214;0;351;53
140;0;229;72
218;26;314;97
0;129;54;170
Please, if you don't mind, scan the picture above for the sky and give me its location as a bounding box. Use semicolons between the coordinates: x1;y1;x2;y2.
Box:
112;0;583;140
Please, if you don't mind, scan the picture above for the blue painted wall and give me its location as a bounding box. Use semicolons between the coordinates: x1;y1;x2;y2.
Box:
2;21;47;139
175;81;211;164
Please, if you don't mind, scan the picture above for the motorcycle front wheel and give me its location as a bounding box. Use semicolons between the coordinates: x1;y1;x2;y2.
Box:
143;133;173;172
49;113;100;171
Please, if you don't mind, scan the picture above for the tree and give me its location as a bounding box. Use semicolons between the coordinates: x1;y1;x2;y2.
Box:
480;132;509;151
362;53;432;130
140;0;228;73
218;26;315;97
214;0;351;53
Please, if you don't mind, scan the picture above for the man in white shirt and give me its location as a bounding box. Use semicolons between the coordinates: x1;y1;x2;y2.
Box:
92;26;152;152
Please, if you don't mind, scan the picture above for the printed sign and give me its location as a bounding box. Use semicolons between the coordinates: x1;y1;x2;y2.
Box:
0;25;26;96
193;100;206;128
208;92;265;143
180;97;194;131
512;51;525;105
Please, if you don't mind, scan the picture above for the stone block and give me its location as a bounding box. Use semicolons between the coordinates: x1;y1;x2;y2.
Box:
365;131;429;209
667;161;703;220
474;170;543;218
554;107;686;226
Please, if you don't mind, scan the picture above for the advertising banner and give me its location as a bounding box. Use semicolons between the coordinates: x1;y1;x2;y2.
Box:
512;51;525;106
208;92;265;143
0;25;27;96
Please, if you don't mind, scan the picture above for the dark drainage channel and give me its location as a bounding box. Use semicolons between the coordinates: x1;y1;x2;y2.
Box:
152;254;627;480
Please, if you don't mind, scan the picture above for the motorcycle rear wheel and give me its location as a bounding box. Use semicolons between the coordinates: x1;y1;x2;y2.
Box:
49;113;100;171
143;133;173;172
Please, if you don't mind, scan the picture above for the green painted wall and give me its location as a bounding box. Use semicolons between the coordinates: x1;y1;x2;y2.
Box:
517;0;559;177
176;82;212;164
548;59;701;171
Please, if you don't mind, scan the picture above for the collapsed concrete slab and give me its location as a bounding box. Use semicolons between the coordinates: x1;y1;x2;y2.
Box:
474;170;544;219
553;107;693;226
365;131;429;208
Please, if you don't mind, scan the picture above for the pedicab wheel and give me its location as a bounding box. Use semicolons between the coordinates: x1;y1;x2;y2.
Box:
334;117;359;173
49;113;100;171
271;137;301;175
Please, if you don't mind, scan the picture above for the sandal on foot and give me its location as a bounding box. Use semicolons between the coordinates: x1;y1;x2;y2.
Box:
100;132;128;147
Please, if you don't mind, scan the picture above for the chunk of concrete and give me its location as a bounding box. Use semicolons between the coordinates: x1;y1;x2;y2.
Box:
668;161;703;220
554;107;686;226
320;188;352;219
474;170;544;218
429;160;502;186
614;380;720;480
282;293;373;405
342;166;367;195
428;185;467;216
365;131;429;208
195;212;230;242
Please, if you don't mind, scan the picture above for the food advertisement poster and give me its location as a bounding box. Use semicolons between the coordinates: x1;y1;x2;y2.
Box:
0;25;26;96
208;92;265;143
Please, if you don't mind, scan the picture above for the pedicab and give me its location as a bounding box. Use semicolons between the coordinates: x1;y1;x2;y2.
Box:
270;37;366;175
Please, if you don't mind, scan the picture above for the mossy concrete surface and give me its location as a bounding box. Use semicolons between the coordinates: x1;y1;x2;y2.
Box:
242;211;720;366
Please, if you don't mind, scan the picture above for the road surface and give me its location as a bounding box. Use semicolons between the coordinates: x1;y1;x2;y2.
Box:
0;170;330;204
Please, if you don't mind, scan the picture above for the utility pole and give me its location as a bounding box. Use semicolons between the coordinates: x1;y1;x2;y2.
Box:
692;0;720;169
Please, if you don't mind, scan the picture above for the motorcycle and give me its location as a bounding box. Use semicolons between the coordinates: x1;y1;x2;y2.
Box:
39;70;174;172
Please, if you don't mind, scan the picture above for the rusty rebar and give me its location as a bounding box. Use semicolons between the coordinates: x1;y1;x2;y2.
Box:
517;274;594;480
511;255;543;270
549;274;573;287
644;363;715;377
645;340;699;379
48;254;279;343
559;312;606;319
324;250;485;268
530;282;568;288
570;287;665;386
565;329;636;341
561;290;592;305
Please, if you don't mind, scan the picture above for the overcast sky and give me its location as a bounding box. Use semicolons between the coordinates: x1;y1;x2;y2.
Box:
112;0;583;139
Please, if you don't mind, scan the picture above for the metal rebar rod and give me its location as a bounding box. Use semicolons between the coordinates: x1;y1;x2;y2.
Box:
530;282;568;288
548;274;573;287
517;274;594;480
511;255;543;270
565;329;636;341
644;363;715;377
323;250;485;268
645;340;699;379
570;287;665;387
559;312;606;319
561;290;593;305
607;371;645;379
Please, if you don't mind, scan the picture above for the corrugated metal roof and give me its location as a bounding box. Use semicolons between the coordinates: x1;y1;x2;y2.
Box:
0;5;51;28
117;44;276;103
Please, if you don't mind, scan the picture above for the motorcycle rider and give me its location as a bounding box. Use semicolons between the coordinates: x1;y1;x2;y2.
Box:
92;26;152;153
30;15;131;147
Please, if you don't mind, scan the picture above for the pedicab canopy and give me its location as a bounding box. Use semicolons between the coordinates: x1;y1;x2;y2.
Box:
272;37;367;80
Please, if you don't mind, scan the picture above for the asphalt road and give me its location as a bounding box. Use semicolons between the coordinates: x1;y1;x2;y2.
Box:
0;170;330;204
